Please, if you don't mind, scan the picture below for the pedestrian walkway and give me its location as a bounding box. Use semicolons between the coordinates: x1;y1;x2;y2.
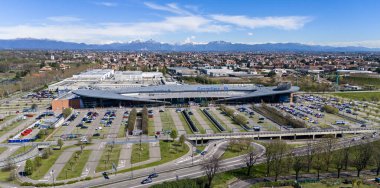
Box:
117;143;132;169
81;142;106;177
169;109;187;135
41;147;79;183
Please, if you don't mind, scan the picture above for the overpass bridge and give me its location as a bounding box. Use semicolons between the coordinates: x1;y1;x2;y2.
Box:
185;128;379;142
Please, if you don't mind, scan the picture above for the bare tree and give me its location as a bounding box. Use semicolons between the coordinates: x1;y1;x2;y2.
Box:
313;145;325;180
333;149;345;178
202;155;220;188
271;140;288;181
373;144;380;176
321;135;337;171
244;147;259;176
264;141;276;177
305;141;316;172
353;142;373;177
342;141;352;170
292;152;304;180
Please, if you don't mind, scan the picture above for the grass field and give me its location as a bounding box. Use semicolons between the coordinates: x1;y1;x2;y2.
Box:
131;143;149;164
148;119;155;136
341;76;380;89
160;111;176;131
208;110;231;132
10;145;32;157
0;147;7;155
30;146;75;180
221;144;251;159
333;92;380;101
118;140;189;174
0;119;26;138
56;150;91;180
187;111;206;134
96;145;122;172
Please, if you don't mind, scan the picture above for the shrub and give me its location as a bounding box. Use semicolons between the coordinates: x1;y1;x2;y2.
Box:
322;105;339;114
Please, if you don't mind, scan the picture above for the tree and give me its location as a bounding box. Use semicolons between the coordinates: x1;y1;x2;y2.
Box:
25;159;34;176
342;141;352;170
57;138;64;149
321;135;337;171
31;103;38;110
373;144;380;176
353;142;373;177
141;106;149;134
62;108;72;119
333;149;345;178
179;134;185;146
170;129;178;141
244;147;259;176
271;140;289;181
322;105;338;114
34;156;42;167
292;153;304;180
305;141;316;172
313;145;325;180
202;155;220;188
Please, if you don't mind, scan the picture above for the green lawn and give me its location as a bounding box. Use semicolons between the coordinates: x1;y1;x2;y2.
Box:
160;111;176;132
300;182;375;188
0;147;7;155
131;143;149;164
332;92;380;102
118;140;189;174
178;112;193;134
56;150;91;180
10;145;32;157
0;119;26;138
0;115;16;123
148;119;155;136
221;145;251;159
30;146;75;180
196;109;221;133
208;110;232;132
96;144;122;172
117;123;126;138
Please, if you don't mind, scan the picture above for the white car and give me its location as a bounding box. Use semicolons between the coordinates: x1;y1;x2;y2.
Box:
95;127;103;130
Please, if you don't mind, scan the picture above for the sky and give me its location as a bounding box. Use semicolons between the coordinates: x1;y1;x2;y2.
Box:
0;0;380;47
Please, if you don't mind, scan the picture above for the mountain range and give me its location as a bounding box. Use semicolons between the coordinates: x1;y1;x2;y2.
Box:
0;38;379;52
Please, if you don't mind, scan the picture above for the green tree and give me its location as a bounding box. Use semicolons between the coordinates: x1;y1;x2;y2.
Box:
31;103;38;110
170;129;178;141
179;134;185;146
25;159;34;176
57;138;64;149
62;108;72;119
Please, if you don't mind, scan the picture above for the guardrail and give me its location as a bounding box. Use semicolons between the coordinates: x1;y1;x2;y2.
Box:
185;128;379;139
202;109;226;132
182;110;199;133
0;144;42;167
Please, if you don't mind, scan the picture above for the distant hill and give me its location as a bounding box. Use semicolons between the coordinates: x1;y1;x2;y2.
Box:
0;38;379;52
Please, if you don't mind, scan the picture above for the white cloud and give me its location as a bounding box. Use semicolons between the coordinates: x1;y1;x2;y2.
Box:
144;2;192;15
95;2;117;7
184;35;196;44
0;16;228;44
211;15;312;30
47;16;82;22
248;32;253;36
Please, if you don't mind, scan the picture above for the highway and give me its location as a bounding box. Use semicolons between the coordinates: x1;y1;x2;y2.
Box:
58;135;379;188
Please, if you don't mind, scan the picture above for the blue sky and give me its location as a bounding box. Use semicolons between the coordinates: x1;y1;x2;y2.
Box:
0;0;380;47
